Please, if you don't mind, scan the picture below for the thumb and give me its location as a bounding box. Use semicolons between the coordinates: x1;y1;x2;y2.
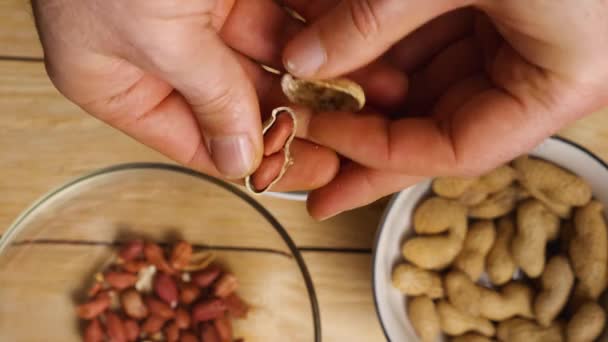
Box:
283;0;474;79
146;33;263;179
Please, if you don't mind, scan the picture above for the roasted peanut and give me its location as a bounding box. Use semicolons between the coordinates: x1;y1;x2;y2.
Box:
180;331;200;342
214;315;233;342
193;298;227;322
200;323;221;342
121;288;148;319
263;112;295;156
123;319;139;342
180;283;201;304
105;271;138;290
121;260;148;273
165;321;180;342
213;273;239;298
145;296;175;319
154;272;179;308
77;292;111;319
250;153;286;192
83;318;104;342
106;312;127;342
87;282;103;298
119;239;144;262
175;307;191;330
170;241;193;270
144;242;175;274
192;265;222;288
225;294;249;318
141;315;168;334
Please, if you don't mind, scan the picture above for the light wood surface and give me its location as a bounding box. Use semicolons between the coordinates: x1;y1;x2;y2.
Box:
1;1;608;341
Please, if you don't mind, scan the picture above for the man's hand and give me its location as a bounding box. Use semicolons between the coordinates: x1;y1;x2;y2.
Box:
282;1;608;219
31;0;330;190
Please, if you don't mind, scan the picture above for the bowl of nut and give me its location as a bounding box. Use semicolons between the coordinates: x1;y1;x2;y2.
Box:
373;136;608;342
0;163;320;342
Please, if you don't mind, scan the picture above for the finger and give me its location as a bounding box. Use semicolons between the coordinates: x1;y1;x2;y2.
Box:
137;33;263;179
267;138;340;192
474;11;502;75
307;163;423;220
281;0;339;20
298;65;570;177
405;36;482;114
431;74;491;120
283;0;475;79
388;8;474;72
221;0;302;69
349;59;409;110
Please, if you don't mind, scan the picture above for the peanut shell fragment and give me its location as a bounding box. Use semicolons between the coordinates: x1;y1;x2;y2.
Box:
281;73;365;112
245;107;297;194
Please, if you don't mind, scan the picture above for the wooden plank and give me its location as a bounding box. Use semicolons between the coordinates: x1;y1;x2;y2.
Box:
0;60;383;249
303;252;385;342
0;0;42;58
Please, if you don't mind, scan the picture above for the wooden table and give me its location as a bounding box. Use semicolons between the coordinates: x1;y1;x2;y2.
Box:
1;1;608;341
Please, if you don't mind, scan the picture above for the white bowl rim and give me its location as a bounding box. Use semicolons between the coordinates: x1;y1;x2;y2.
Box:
370;135;608;342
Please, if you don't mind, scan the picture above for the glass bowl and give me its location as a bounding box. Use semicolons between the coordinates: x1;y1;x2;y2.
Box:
0;163;321;342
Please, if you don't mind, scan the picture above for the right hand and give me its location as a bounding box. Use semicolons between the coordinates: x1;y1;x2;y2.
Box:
282;0;608;218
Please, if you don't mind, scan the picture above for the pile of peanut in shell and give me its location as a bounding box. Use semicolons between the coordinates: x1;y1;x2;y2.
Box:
392;155;608;342
76;239;248;342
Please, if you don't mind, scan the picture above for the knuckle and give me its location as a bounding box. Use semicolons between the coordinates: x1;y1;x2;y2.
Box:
348;0;381;41
190;86;238;123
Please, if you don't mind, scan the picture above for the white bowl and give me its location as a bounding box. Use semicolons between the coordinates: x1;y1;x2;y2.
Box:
372;136;608;341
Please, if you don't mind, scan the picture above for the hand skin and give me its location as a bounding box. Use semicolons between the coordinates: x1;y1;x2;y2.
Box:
31;0;408;193
283;0;608;219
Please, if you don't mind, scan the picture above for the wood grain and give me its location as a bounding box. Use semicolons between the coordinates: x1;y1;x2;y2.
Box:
0;0;41;58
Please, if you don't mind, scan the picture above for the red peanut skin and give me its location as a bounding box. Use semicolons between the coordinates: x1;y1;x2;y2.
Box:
250;152;286;191
192;266;222;288
263;113;294;156
154;272;179;307
165;321;180;342
77;292;111;319
141;315;167;334
180;331;199;342
144;242;175;274
175;307;191;329
87;282;103;298
121;289;148;319
213;273;239;298
124;319;140;342
225;294;249;319
121;260;148;273
192;299;227;322
180;283;201;304
170;241;193;270
84;318;104;342
106;312;127;342
119;240;144;261
214;316;233;342
105;271;138;290
200;323;221;342
145;296;175;319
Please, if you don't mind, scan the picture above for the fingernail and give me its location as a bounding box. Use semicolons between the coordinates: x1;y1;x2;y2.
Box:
209;135;255;179
285;31;326;77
